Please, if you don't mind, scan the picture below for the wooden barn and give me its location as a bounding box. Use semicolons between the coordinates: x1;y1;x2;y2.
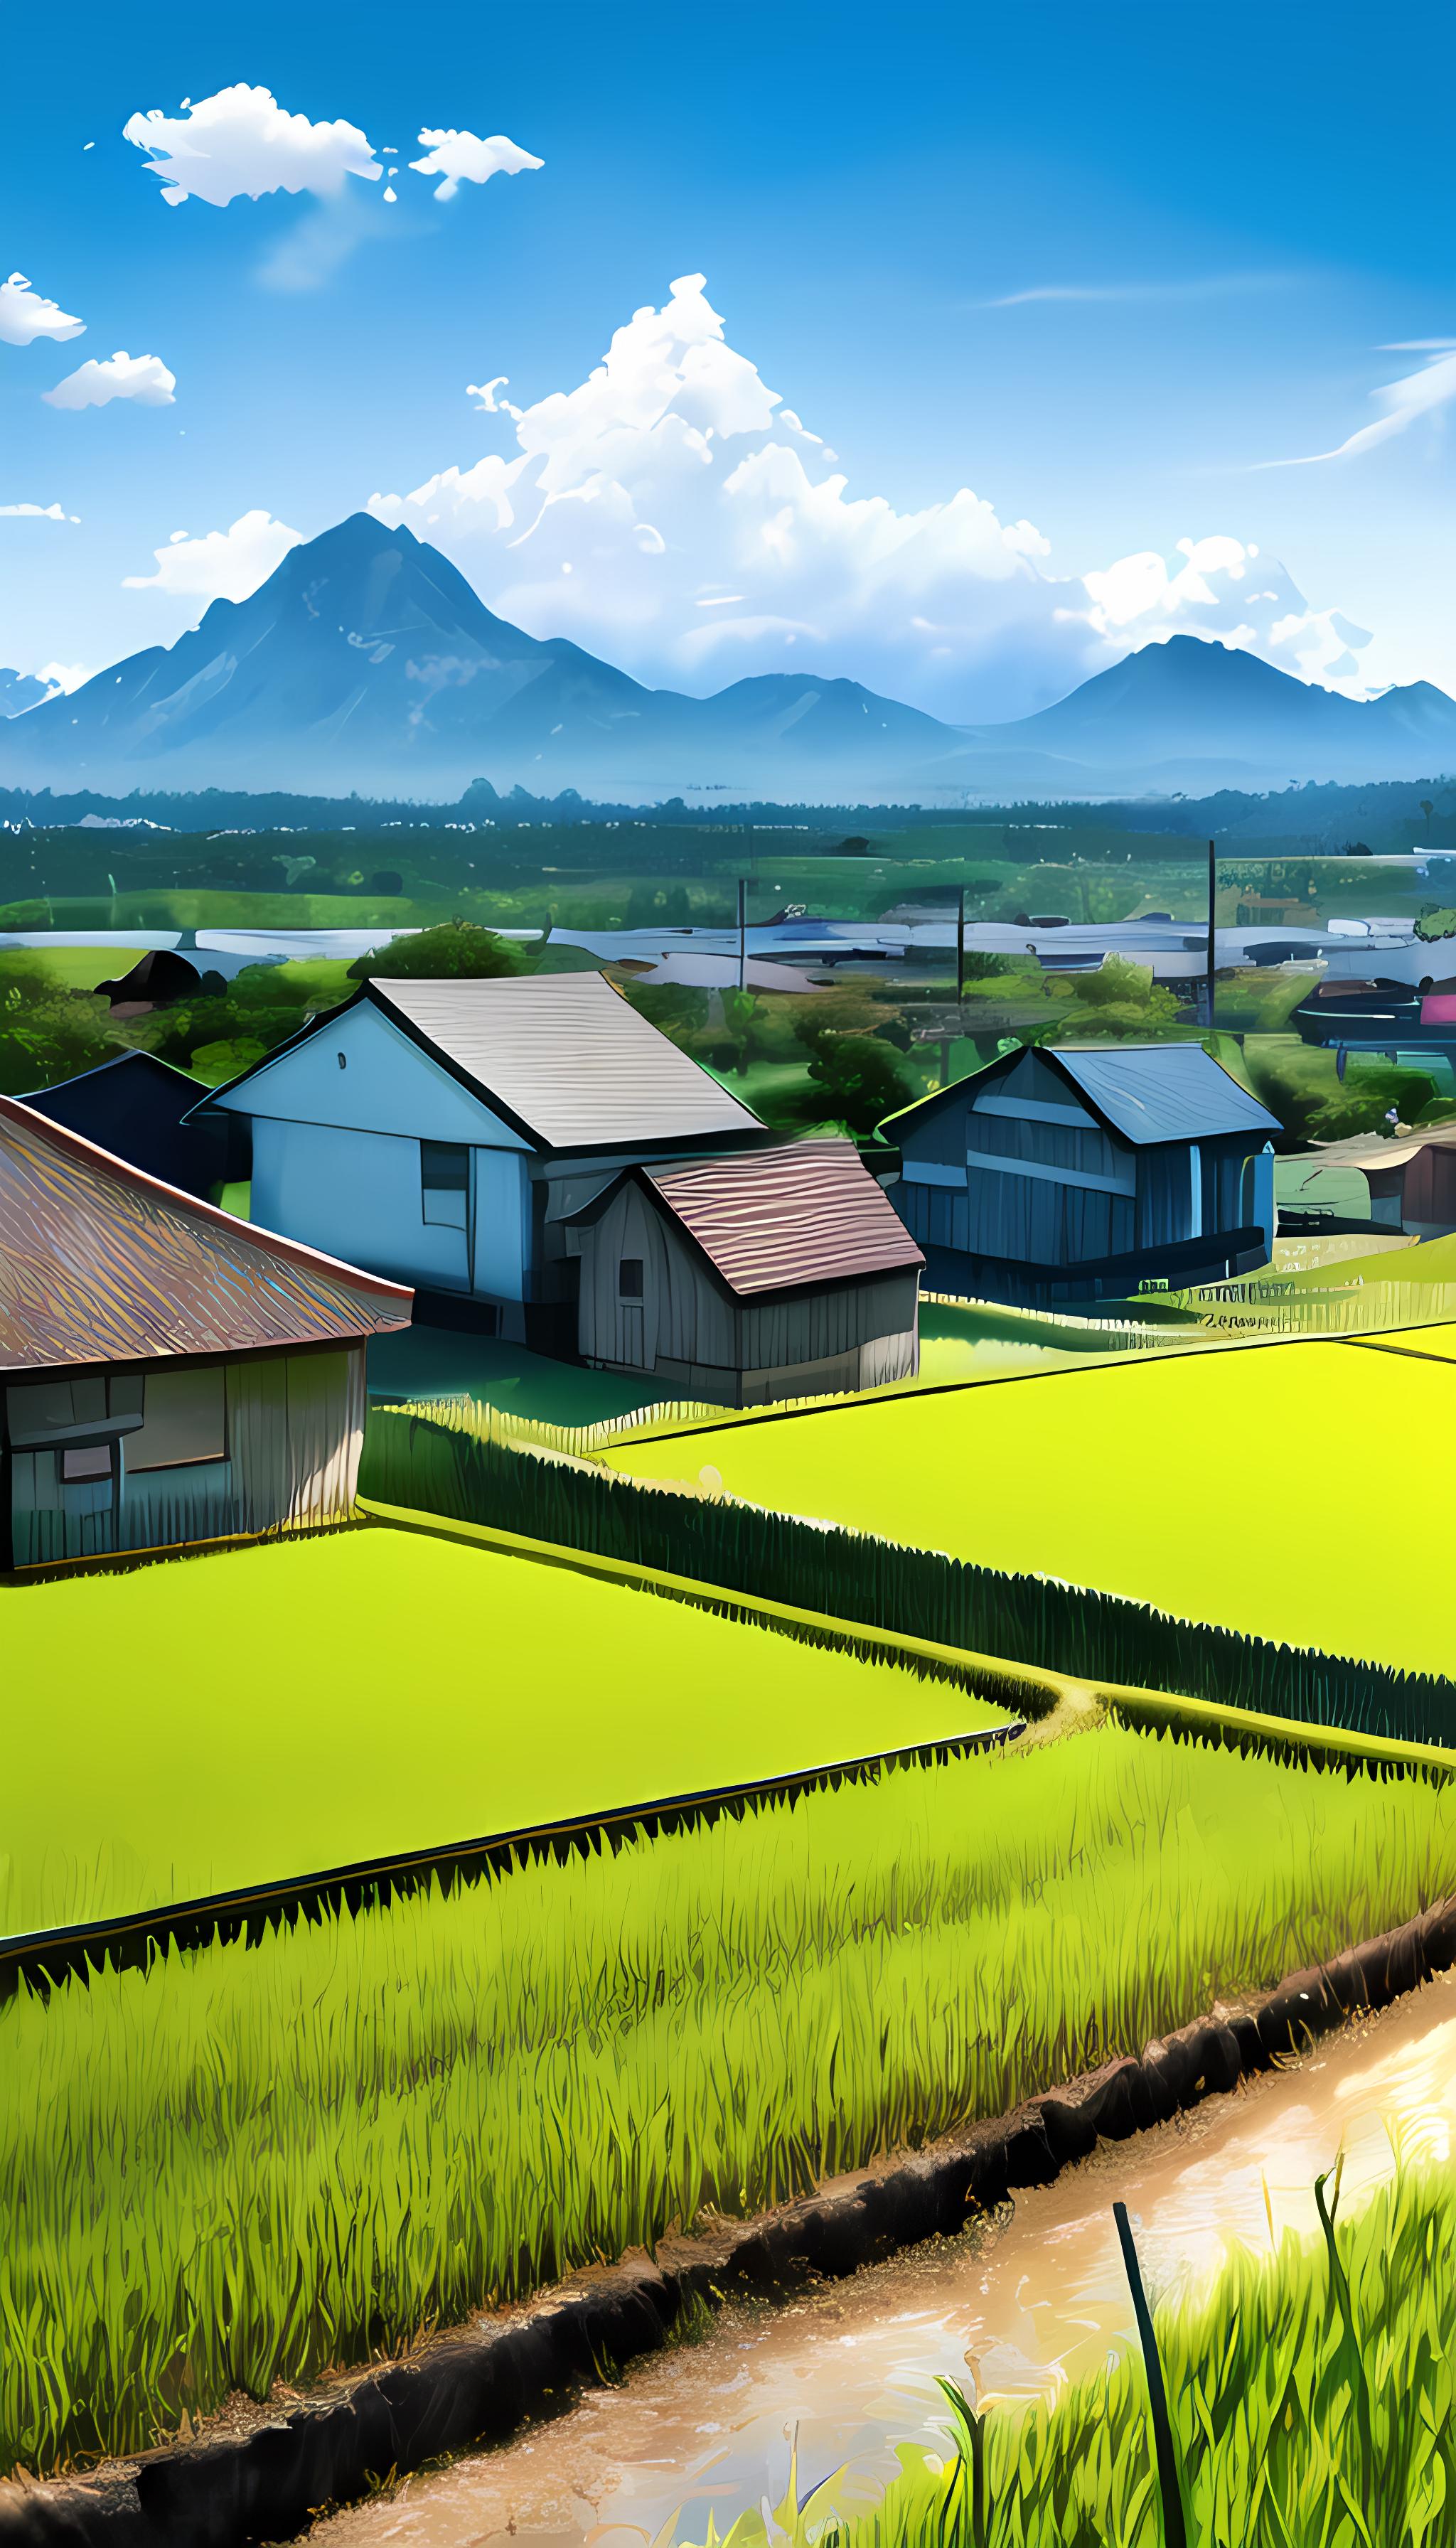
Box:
22;1049;247;1200
883;1042;1280;1304
0;1094;412;1570
1278;1125;1456;1240
566;1138;924;1404
194;973;767;1349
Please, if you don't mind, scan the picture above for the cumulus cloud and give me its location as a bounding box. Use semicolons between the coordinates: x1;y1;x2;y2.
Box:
0;271;85;346
43;350;176;410
122;509;303;600
368;271;1370;718
36;660;95;694
1079;535;1374;690
123;84;380;206
0;500;80;521
409;128;542;202
1263;340;1456;466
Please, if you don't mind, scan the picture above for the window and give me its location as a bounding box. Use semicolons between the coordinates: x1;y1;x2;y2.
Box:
62;1444;112;1484
619;1257;643;1300
421;1141;469;1229
127;1367;228;1472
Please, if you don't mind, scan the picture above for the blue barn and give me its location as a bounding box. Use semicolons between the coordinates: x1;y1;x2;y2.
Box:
883;1042;1279;1304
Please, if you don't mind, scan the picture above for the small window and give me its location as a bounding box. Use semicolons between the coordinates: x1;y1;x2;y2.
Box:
127;1367;228;1472
619;1257;643;1300
422;1141;469;1228
62;1443;112;1484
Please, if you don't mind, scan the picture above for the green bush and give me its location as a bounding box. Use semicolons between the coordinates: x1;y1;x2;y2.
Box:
0;957;117;1095
347;920;522;981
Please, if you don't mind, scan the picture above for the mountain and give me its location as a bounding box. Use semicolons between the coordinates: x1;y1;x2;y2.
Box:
0;514;960;799
938;636;1456;793
2;517;1454;801
0;668;57;718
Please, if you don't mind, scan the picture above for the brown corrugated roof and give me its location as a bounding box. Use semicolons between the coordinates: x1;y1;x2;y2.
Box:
644;1139;924;1297
371;973;764;1150
0;1095;412;1376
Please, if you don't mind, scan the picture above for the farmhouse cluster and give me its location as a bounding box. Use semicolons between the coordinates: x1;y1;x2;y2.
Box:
2;966;1286;1568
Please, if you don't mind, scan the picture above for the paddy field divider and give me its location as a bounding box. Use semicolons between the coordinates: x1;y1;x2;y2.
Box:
358;1406;1456;1751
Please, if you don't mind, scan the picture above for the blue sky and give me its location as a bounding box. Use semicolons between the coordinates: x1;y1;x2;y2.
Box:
4;0;1453;720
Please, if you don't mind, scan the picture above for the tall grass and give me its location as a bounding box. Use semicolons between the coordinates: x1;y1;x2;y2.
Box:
705;2164;1456;2546
6;1726;1456;2475
359;1410;1456;1746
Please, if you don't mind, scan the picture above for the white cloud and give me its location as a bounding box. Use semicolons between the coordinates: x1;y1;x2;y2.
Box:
0;271;85;346
36;660;95;694
123;84;380;208
983;273;1297;309
122;508;302;600
43;350;176;410
1263;341;1456;466
368;270;1370;719
256;188;394;291
408;128;542;203
0;501;80;521
1078;535;1374;690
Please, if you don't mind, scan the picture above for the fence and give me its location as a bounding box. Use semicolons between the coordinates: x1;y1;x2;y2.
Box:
358;1410;1456;1750
1167;1278;1456;1336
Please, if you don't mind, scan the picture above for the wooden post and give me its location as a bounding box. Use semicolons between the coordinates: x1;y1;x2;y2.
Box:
957;883;967;1012
1205;839;1216;1034
737;875;746;992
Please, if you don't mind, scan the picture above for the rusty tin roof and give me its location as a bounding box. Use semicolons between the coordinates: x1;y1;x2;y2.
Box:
644;1138;924;1298
0;1095;412;1376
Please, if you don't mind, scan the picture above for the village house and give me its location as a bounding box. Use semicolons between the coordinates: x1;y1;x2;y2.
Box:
192;973;771;1349
566;1138;924;1403
1277;1123;1456;1241
882;1042;1280;1304
22;1049;245;1200
0;1093;411;1570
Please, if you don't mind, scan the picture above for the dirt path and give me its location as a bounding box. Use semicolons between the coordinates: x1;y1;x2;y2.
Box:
309;1966;1456;2548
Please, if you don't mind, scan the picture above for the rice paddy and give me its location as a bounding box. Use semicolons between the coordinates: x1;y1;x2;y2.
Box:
705;2162;1456;2547
6;1721;1456;2476
0;1524;1005;1938
610;1336;1456;1676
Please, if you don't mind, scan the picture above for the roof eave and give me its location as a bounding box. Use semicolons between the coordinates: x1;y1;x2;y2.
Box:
0;1093;417;1320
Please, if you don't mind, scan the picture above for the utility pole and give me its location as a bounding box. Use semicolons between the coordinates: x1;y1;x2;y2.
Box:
737;874;746;992
956;882;967;1012
1205;838;1216;1034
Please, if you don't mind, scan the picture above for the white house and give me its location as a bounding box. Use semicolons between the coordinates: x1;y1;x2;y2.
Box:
193;973;768;1347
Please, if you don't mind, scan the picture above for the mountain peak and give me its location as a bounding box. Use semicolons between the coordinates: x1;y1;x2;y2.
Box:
4;510;1454;796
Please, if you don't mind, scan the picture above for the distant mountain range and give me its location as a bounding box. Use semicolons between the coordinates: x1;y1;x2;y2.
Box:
4;511;1455;801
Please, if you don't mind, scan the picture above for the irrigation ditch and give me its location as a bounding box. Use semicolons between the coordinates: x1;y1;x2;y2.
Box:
4;1891;1456;2548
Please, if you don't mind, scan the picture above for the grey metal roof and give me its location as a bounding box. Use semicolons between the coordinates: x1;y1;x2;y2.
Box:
370;974;764;1150
1046;1045;1280;1144
645;1138;924;1296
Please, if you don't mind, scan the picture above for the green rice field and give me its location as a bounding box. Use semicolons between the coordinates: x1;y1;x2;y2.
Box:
6;1721;1456;2474
611;1336;1456;1676
716;2163;1456;2547
0;1525;1005;1937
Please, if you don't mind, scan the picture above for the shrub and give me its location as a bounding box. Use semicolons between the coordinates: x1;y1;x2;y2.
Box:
348;921;522;981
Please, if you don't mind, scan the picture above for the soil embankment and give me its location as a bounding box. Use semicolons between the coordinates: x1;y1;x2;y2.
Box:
3;1895;1455;2548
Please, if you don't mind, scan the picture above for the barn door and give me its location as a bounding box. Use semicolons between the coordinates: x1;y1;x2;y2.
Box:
611;1188;660;1371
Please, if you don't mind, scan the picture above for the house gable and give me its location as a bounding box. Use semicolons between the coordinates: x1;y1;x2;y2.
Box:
203;998;532;1149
